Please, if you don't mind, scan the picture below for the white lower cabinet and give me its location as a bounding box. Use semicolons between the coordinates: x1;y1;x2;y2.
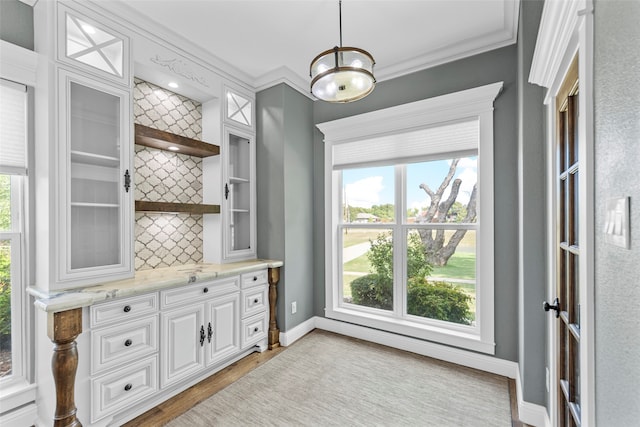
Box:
89;271;268;424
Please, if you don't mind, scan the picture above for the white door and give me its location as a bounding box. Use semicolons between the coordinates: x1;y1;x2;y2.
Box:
161;304;205;388
205;293;240;366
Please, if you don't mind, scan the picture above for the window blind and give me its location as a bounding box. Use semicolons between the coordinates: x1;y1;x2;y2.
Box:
332;118;478;169
0;79;28;175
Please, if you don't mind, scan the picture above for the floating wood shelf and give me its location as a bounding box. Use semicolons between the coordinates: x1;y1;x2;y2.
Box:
135;201;220;214
135;124;220;158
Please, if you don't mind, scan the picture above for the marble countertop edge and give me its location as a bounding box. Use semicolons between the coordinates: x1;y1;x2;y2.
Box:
27;260;283;313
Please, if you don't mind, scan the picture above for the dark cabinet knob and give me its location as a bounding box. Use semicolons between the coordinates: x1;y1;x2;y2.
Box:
124;339;132;347
253;276;258;281
124;383;132;391
254;327;259;332
123;305;131;313
203;287;209;293
253;298;259;304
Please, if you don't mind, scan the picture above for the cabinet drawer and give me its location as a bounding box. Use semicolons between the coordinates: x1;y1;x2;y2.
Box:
90;293;158;328
241;285;267;318
161;276;239;309
241;312;267;349
241;269;268;289
91;315;158;375
91;355;158;423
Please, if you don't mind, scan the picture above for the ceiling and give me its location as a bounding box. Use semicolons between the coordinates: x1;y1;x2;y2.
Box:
107;0;520;98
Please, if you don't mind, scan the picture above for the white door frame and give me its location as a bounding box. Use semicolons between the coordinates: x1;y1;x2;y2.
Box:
530;1;595;425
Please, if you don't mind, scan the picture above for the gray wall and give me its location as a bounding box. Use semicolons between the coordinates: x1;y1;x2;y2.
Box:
594;1;640;424
0;0;34;50
256;83;315;331
517;0;546;406
312;45;520;362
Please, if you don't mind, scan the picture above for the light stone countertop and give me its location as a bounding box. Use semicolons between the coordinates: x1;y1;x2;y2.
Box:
27;259;283;313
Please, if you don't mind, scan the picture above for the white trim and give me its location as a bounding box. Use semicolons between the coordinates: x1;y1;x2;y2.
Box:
282;316;548;426
0;40;39;87
529;0;581;87
279;317;316;347
0;402;38;426
534;1;596;425
515;368;552;427
18;0;38;6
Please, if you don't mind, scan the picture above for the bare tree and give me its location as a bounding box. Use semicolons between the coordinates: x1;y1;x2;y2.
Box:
416;159;477;266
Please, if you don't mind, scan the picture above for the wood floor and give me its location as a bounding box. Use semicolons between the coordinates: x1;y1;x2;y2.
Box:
124;331;530;427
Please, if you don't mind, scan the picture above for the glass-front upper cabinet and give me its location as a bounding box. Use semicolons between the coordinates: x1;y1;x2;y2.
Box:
222;125;256;261
57;69;133;286
57;3;130;86
224;86;254;130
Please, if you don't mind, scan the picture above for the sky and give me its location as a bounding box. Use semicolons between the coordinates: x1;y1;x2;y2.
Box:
343;156;477;211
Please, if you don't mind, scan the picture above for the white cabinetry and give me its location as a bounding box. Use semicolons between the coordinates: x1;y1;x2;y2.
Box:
57;69;133;285
160;276;241;388
35;1;134;290
89;294;159;423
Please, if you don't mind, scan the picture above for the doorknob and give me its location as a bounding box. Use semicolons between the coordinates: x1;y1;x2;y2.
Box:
543;298;561;318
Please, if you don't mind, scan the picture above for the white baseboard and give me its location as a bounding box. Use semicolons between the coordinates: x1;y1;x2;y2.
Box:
281;316;549;427
515;368;550;427
279;317;316;346
1;402;38;426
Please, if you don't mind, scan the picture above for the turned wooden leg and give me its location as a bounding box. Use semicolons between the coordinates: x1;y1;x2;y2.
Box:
267;267;280;349
47;308;83;427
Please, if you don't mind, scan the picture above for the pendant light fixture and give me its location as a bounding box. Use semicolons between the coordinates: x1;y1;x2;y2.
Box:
309;1;376;103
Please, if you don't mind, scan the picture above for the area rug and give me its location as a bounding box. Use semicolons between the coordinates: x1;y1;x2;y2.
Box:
166;330;511;426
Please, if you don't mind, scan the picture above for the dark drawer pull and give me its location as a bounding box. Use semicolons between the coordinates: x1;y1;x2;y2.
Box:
253;298;259;304
123;305;131;313
253;276;258;281
203;287;209;293
254;327;259;332
124;383;132;391
124;339;132;347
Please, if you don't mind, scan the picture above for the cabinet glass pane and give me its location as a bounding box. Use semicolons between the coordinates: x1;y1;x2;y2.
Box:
66;14;123;77
226;92;252;127
230;211;250;251
71;205;120;269
69;81;122;270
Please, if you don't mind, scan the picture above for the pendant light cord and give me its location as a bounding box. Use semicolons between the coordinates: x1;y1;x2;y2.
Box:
339;0;343;47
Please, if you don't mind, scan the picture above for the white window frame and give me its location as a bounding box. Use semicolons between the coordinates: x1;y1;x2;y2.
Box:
317;82;502;354
0;41;37;419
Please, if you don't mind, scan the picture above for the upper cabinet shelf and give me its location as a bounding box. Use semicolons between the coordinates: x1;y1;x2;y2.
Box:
134;124;220;158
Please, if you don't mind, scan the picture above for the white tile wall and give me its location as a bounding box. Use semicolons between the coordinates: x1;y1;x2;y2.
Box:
133;78;205;270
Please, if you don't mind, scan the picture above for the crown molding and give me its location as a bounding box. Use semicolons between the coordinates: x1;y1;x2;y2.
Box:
253;66;313;100
529;0;590;88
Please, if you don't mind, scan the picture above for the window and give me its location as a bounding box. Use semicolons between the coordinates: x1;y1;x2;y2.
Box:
0;78;32;405
318;83;502;353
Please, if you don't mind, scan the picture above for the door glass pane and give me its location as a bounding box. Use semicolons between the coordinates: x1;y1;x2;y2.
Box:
342;228;393;311
572;173;579;246
571;93;579;165
407;157;477;224
408;228;476;325
227;133;251;252
342;166;394;224
66;14;123;77
69;82;121;270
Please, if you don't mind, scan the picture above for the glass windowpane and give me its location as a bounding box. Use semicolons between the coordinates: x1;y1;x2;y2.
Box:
407;157;477;224
407;229;476;325
342;166;394;223
0;239;11;378
342;228;393;311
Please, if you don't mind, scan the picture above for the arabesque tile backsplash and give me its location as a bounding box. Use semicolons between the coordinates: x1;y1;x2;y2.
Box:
133;78;205;270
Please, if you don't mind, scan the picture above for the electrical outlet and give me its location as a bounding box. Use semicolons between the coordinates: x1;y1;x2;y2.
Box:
291;301;297;314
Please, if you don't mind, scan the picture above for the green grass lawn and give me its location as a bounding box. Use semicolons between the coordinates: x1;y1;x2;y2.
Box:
429;252;476;280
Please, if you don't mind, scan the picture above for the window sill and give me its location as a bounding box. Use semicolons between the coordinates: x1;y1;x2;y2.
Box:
0;378;37;413
327;306;495;354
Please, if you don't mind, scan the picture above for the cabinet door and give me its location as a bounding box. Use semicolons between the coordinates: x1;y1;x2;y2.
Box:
222;125;256;261
57;69;133;287
205;293;240;366
160;304;205;388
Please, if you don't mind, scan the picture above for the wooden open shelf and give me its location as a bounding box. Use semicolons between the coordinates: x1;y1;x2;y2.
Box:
135;124;220;158
135;201;220;214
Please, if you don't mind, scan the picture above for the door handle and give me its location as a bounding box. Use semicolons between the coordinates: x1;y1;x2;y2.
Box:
200;325;206;346
207;322;213;343
543;298;561;318
225;183;229;200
